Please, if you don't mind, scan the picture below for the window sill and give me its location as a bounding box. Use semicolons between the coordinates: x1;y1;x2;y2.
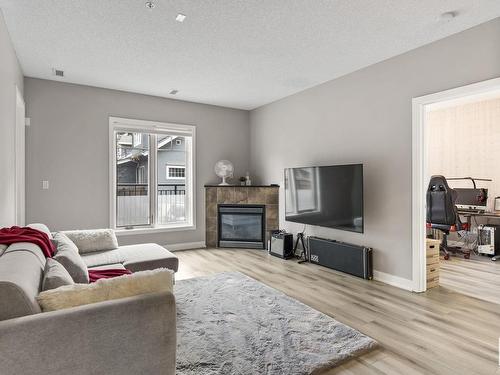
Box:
114;224;196;236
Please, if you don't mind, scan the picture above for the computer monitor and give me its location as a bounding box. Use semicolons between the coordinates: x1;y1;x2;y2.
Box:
455;188;488;211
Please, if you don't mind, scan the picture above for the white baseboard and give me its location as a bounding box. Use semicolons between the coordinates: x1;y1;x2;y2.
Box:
373;270;413;291
164;241;206;251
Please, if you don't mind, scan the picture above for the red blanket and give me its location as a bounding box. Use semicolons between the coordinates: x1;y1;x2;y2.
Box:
0;226;55;257
88;269;132;283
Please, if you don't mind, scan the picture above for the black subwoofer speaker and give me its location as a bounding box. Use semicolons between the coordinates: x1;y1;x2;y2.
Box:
308;236;373;279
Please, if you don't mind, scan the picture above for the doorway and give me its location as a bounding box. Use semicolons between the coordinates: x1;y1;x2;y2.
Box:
412;77;500;294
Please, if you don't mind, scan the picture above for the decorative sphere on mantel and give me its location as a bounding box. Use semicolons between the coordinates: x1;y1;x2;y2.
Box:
214;160;234;185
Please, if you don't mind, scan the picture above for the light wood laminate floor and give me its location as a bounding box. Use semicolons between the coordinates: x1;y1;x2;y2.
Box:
175;248;500;375
440;255;500;305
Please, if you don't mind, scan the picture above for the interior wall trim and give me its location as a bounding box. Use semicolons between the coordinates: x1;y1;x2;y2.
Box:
373;270;413;291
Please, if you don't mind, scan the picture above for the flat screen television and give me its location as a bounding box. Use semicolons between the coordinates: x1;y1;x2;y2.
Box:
284;164;364;233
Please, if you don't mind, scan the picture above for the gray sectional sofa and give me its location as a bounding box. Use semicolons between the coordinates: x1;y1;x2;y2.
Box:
0;224;178;375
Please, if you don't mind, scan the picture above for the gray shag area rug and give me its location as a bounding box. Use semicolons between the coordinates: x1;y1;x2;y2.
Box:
175;272;377;375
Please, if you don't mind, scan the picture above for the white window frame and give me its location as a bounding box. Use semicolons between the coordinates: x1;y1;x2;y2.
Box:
166;165;186;180
109;116;196;235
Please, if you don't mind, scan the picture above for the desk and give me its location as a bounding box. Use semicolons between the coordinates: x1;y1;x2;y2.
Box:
457;210;500;219
457;209;500;233
457;210;500;228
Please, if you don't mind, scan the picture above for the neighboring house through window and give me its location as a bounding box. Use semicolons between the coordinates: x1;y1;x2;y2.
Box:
133;133;143;147
137;165;146;183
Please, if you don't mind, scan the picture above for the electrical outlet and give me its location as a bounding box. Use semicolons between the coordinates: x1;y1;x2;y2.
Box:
42;180;49;190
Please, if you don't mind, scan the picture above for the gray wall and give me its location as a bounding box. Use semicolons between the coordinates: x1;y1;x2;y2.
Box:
25;78;250;246
21;17;500;280
250;18;500;280
0;11;23;227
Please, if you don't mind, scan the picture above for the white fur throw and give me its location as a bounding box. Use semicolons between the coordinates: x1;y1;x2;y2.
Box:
36;268;174;312
62;229;118;254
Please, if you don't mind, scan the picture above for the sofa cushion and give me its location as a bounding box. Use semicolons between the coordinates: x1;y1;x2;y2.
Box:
120;244;179;272
0;244;45;321
62;229;118;254
0;244;7;257
3;242;47;264
81;244;179;272
53;233;89;284
36;268;174;312
88;263;126;271
42;259;75;291
81;249;124;268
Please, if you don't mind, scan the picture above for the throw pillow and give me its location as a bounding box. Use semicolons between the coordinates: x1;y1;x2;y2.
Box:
62;229;118;254
27;223;53;239
53;232;89;284
36;268;173;312
42;258;75;291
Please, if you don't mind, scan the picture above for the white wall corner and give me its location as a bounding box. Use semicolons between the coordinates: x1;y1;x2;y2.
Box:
373;270;413;291
164;241;206;251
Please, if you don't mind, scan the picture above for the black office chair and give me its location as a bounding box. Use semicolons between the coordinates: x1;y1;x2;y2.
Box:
426;175;470;260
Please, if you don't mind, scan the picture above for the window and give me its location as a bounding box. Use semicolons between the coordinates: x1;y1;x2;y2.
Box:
166;165;186;179
110;117;195;231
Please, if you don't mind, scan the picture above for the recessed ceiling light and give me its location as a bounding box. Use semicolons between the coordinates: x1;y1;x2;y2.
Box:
169;89;179;95
175;13;186;22
440;11;457;21
145;1;156;10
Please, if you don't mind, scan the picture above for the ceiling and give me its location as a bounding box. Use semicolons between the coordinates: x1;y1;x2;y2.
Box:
1;1;500;110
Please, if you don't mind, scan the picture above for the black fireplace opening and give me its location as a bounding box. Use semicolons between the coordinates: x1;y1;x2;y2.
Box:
218;204;266;249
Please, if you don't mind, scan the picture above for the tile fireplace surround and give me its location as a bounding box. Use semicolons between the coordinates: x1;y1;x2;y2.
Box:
205;185;279;247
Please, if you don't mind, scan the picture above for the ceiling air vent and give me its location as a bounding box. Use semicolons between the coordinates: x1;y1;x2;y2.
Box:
52;68;64;77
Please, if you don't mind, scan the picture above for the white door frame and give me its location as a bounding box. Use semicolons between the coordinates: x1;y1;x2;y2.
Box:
411;77;500;292
15;86;26;226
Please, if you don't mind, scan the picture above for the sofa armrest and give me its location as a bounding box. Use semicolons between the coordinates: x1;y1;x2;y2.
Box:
0;291;176;375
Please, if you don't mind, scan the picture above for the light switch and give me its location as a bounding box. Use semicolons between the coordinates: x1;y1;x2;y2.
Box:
42;180;49;190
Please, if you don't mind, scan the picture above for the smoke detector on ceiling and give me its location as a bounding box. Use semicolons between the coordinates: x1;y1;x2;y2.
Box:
145;1;156;10
175;13;186;22
52;68;64;77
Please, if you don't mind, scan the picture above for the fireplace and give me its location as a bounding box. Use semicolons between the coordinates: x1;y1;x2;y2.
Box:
205;185;278;248
218;205;266;249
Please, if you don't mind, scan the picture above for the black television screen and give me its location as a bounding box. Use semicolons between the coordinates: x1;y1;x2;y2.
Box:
284;164;364;233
